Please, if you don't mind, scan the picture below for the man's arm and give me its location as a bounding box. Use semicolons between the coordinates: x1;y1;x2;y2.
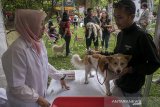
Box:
133;34;160;75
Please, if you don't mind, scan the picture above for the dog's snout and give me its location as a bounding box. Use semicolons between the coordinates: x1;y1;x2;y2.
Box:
116;70;121;74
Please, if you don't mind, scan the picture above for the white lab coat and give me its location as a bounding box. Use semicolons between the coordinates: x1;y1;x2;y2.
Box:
1;37;63;107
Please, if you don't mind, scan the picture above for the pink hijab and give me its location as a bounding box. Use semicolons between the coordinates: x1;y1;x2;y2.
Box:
15;9;46;54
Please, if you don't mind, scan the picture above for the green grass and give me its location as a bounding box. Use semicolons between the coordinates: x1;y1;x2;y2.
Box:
44;18;160;100
44;26;87;70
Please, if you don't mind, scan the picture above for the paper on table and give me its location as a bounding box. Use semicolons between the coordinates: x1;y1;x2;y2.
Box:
60;69;75;80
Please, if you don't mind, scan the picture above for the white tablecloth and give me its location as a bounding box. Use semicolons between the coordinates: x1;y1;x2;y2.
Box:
46;70;132;107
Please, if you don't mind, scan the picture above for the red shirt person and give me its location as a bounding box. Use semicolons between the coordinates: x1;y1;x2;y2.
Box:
59;12;72;56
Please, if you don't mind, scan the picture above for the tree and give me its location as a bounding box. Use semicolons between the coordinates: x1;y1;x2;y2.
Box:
154;0;159;5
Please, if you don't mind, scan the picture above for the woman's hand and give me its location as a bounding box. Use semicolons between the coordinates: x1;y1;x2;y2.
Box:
37;96;50;107
60;80;70;90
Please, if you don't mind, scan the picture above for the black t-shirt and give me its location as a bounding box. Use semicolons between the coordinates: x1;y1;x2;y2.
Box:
100;18;111;34
84;16;100;26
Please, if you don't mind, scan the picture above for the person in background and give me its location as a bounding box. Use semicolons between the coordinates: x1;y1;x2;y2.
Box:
48;19;53;30
79;16;84;27
84;10;88;18
96;6;101;19
59;12;72;56
101;0;160;106
138;2;150;31
48;26;59;43
1;9;69;107
100;11;112;51
56;16;61;24
84;8;101;51
73;14;79;29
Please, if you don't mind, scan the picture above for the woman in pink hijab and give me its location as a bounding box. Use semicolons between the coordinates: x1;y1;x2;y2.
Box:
2;9;69;107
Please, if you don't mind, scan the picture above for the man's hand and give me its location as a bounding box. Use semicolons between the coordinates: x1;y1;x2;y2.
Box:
123;67;133;74
119;67;133;77
37;96;50;107
60;80;70;90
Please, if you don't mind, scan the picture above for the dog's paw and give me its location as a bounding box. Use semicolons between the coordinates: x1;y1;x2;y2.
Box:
106;92;112;96
84;81;89;84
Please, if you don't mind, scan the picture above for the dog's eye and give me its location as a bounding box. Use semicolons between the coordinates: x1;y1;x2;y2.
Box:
120;63;124;66
114;62;118;65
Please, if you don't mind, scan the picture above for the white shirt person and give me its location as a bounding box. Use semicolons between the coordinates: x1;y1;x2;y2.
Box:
2;9;69;107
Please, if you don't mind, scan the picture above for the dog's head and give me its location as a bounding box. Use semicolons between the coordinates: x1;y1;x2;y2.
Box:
89;54;132;75
106;54;132;75
86;22;94;29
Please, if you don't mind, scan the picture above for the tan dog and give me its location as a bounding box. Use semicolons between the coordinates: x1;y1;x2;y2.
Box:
71;54;132;96
52;43;65;55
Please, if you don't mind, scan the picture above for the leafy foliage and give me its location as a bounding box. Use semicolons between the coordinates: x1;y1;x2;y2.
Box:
2;0;51;12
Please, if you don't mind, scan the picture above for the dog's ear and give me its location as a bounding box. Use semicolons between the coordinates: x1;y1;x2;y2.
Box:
124;55;132;61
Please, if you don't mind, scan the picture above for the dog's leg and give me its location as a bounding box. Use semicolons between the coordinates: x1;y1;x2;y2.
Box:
89;72;94;78
94;37;97;43
88;28;92;39
93;25;98;42
84;66;91;84
105;80;112;96
99;29;103;41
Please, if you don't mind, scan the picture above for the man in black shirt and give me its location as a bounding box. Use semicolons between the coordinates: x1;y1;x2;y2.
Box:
84;8;100;51
107;0;160;106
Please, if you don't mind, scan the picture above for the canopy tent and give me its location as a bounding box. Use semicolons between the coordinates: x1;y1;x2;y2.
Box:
53;0;75;11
